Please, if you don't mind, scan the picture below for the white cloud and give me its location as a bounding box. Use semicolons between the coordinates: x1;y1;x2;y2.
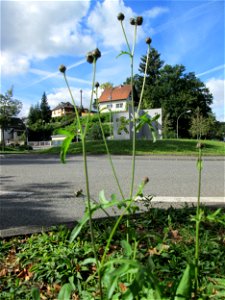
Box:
206;78;225;121
1;0;93;75
87;0;144;50
144;7;169;19
47;87;92;110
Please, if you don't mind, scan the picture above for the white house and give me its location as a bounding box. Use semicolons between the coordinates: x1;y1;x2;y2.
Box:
98;85;135;112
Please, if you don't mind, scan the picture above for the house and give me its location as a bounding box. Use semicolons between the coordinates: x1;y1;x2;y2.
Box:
51;102;75;118
0;117;26;145
98;85;138;113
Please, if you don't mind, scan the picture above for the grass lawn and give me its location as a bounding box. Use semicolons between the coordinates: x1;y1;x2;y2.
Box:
0;206;225;299
40;139;225;156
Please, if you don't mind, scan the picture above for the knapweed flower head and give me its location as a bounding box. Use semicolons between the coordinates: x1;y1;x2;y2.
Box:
146;37;152;45
130;18;136;25
130;16;143;26
86;48;101;64
95;82;100;88
117;12;125;21
59;64;66;74
136;16;143;26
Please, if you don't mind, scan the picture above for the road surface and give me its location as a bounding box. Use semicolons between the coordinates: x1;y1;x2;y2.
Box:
0;154;224;236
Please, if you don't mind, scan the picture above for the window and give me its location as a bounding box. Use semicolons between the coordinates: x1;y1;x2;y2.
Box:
116;103;123;108
107;104;112;108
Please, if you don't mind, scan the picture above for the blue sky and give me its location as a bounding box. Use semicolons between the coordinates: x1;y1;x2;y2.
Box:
1;0;224;121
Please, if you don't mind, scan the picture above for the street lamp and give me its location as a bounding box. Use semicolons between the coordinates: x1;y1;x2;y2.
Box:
176;110;191;139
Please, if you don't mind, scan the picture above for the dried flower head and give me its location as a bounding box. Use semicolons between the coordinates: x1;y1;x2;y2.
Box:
59;64;66;73
130;18;136;25
95;82;100;88
92;48;101;60
146;37;152;45
136;16;143;26
196;142;204;149
117;12;125;21
86;48;101;64
86;51;94;64
143;177;149;185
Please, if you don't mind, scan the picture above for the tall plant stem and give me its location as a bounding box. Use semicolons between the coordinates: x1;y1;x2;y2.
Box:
64;64;103;299
137;44;150;114
129;24;137;200
195;146;202;294
101;199;132;267
95;90;125;200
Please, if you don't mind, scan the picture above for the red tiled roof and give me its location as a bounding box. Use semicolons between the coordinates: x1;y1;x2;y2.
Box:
99;85;132;103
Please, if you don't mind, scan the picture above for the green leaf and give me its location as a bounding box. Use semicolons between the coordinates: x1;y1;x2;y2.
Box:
69;211;90;242
121;240;132;257
58;283;73;300
80;258;96;266
136;113;160;143
99;190;108;204
116;51;132;58
175;264;193;300
58;129;75;164
31;288;40;300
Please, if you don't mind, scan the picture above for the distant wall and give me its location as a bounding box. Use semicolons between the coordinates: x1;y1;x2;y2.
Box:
113;108;162;140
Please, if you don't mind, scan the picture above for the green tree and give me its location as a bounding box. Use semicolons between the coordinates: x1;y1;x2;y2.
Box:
100;82;113;89
27;103;42;125
0;88;22;147
40;92;51;123
189;108;215;139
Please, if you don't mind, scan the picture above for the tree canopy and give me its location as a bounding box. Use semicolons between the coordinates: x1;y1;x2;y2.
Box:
125;47;213;137
0;88;22;146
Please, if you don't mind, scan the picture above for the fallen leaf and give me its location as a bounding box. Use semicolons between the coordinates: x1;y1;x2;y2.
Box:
119;282;127;293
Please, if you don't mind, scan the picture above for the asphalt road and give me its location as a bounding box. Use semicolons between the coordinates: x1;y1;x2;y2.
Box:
0;154;224;236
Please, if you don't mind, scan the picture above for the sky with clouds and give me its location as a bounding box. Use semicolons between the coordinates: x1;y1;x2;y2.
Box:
1;0;224;121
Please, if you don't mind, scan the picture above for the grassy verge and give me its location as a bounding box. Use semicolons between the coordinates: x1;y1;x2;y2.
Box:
40;139;225;156
0;206;224;299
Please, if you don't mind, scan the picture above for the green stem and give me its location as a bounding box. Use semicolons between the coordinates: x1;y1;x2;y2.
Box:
195;146;202;294
96;90;125;200
129;24;137;200
120;21;131;53
137;44;150;114
63;64;103;299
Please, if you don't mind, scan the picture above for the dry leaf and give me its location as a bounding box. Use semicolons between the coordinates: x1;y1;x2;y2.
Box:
119;282;127;292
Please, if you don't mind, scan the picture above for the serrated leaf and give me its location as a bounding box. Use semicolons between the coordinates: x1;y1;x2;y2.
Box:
58;283;73;300
175;264;193;300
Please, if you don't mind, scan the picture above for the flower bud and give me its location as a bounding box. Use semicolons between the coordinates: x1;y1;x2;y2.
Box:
117;12;125;21
136;16;143;26
146;37;152;45
95;82;100;88
86;51;94;64
92;48;101;60
130;18;136;25
59;64;66;73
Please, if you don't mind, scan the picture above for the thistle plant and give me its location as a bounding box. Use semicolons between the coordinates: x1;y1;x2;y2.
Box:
56;12;194;300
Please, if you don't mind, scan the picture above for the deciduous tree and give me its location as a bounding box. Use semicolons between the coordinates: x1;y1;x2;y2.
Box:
0;88;22;146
